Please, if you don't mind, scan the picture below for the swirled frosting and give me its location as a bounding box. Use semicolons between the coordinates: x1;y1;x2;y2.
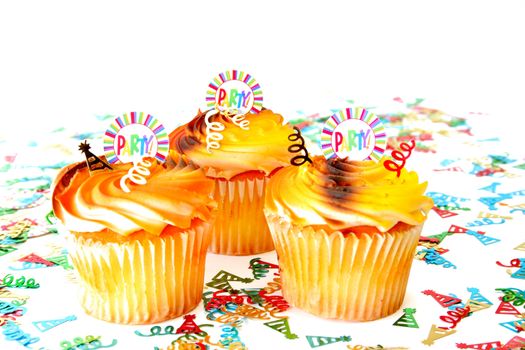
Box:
52;155;216;236
265;156;433;232
169;109;294;180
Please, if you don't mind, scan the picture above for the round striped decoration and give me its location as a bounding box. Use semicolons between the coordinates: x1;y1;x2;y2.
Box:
206;70;263;114
320;107;386;161
103;112;169;164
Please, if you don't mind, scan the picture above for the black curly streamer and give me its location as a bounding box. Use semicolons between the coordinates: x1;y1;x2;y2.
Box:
287;127;313;166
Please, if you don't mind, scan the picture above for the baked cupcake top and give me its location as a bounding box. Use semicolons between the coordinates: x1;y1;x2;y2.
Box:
52;154;216;236
169;109;294;180
265;155;433;232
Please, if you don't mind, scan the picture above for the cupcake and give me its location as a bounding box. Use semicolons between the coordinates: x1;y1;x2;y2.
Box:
264;156;433;321
169;109;294;255
52;154;216;324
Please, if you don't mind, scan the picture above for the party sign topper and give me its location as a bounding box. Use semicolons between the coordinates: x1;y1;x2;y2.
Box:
206;70;263;115
320;107;386;161
103;112;169;164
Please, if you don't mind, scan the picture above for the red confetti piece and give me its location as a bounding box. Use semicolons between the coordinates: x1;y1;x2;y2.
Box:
175;314;202;334
384;139;416;177
422;290;462;308
18;253;55;267
432;207;459;219
434;167;464;172
456;341;502;349
502;335;525;349
249;258;279;270
448;225;485;235
258;290;290;312
205;290;243;311
495;299;521;315
438;306;470;329
419;236;441;244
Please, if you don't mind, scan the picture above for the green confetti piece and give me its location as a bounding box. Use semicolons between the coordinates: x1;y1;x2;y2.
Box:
393;308;419;328
0;246;18;257
45;210;56;225
0;164;11;172
306;335;352;348
0;208;17;216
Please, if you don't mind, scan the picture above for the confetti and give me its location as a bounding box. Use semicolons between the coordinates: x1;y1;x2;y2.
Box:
306;335;352;348
1;274;40;288
0;300;24;316
438;306;470;329
422;290;462;308
495;299;521;315
479;182;501;193
263;318;298;340
456;340;502;349
2;320;40;348
464;300;491;313
249;258;279;280
468;290;491;308
477;211;512;219
218;325;243;348
499;318;525;333
392;308;419;328
205;271;253;291
19;253;55;266
431;206;458;218
419;248;457;269
176;315;203;334
32;315;77;332
59;335;117;350
421;324;457;346
45;254;74;270
514;242;525;251
134;325;177;337
502;335;525;348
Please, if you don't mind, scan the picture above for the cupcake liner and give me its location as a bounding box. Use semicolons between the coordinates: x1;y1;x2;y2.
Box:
68;222;211;324
210;176;274;255
265;213;422;321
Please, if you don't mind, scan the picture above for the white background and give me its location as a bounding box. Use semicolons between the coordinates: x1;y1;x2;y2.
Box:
1;0;524;138
1;1;525;350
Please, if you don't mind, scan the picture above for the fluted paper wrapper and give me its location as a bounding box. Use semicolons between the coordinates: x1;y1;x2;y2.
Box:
265;213;422;321
210;176;274;255
68;222;211;324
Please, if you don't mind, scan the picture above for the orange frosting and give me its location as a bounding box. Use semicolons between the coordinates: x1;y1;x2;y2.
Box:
52;155;216;236
265;156;433;232
169;109;294;180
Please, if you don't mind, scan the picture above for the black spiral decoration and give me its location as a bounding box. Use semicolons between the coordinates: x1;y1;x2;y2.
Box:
287;127;313;166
